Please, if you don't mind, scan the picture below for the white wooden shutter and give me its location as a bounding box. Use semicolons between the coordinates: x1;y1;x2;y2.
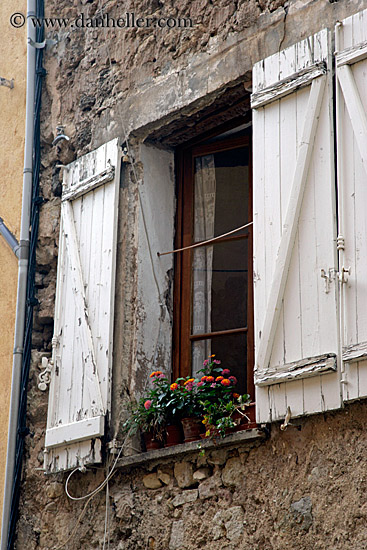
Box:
45;139;120;472
252;30;341;423
335;10;367;402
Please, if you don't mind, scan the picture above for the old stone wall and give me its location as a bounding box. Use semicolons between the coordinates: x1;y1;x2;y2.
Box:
17;0;367;548
18;395;367;549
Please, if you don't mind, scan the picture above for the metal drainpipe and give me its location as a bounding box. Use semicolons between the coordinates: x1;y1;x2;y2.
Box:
1;1;36;547
0;218;20;257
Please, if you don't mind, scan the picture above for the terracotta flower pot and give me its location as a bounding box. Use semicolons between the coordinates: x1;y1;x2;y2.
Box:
231;402;257;431
143;431;162;451
165;424;183;447
181;417;202;442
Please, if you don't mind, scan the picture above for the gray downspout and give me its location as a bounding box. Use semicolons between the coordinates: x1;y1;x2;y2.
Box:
1;1;36;547
0;217;20;258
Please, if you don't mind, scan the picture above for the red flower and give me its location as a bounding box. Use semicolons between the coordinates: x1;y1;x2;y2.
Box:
221;378;231;386
197;381;204;387
144;400;152;410
170;383;178;390
222;369;230;375
229;376;237;385
206;376;214;383
201;376;207;382
215;376;224;382
233;393;240;399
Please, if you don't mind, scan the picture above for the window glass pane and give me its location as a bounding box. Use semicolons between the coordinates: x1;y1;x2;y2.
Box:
192;333;248;395
191;239;248;335
193;148;249;244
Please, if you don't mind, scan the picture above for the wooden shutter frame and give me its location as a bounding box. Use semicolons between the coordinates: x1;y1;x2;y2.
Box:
45;139;120;472
252;29;341;423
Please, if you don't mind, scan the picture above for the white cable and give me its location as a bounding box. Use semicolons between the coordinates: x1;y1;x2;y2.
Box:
65;440;124;501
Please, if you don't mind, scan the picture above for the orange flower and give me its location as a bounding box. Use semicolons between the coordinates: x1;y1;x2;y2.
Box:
206;376;214;383
221;378;231;386
170;383;178;390
201;376;207;382
215;376;224;382
184;378;195;386
210;354;216;357
150;370;163;378
233;393;240;399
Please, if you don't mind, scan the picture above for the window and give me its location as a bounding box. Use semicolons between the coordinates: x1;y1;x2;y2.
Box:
173;124;254;398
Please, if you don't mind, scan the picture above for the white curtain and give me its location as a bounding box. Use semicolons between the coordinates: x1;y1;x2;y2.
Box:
192;155;216;376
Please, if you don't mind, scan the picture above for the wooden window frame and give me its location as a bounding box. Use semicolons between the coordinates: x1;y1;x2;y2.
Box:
173;123;254;399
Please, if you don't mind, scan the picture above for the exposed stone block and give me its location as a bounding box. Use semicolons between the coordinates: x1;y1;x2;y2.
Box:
222;457;243;487
198;471;222;499
212;506;245;542
143;473;163;489
158;470;172;485
174;462;196;488
169;520;185;550
193;467;210;481
290;496;313;532
172;489;198;507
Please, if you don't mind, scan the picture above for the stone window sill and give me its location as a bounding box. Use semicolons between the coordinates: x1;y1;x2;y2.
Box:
117;428;266;470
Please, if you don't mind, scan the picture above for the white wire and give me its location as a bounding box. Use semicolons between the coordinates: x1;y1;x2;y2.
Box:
65;440;125;501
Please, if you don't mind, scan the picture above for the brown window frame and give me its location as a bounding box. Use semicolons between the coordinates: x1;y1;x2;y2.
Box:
173;123;254;399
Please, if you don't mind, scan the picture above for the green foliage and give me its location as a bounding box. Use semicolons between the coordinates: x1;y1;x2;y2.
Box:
123;358;252;442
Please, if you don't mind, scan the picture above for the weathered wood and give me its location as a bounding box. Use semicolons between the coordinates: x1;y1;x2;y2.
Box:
45;416;105;448
256;354;337;386
62;164;115;202
253;29;340;423
255;75;326;374
62;200;105;414
251;63;326;109
45;139;120;472
343;341;367;363
337;64;367;179
336;40;367;67
335;10;367;403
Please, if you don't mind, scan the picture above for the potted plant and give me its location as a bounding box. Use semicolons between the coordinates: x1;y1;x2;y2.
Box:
123;370;183;450
196;356;251;438
168;378;204;442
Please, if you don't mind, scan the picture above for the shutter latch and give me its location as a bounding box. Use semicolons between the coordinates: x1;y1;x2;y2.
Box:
320;268;337;293
38;356;53;391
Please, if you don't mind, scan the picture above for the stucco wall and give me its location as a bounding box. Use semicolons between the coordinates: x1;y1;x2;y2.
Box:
0;0;27;523
15;0;367;547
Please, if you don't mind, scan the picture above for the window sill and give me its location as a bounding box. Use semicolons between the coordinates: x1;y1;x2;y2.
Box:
117;428;266;470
